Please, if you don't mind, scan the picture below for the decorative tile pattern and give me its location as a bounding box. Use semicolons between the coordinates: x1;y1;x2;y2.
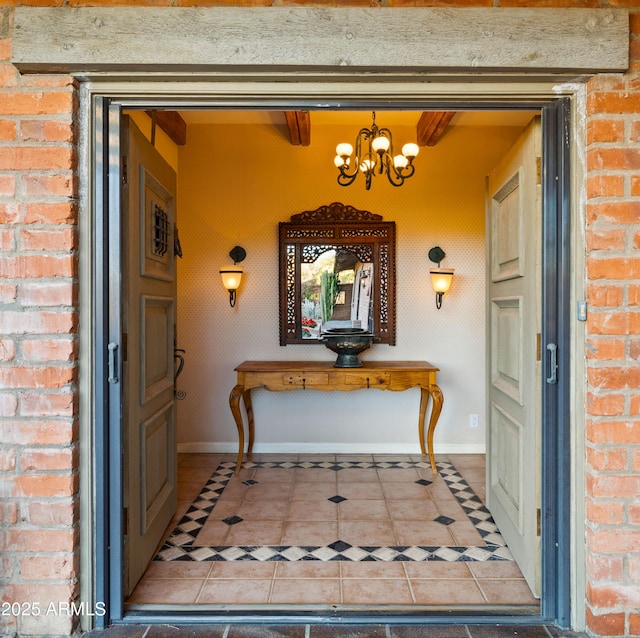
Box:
155;460;513;563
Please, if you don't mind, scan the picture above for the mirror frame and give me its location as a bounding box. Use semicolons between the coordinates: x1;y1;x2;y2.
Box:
279;202;396;346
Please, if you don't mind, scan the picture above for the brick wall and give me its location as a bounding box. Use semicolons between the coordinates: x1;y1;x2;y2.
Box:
0;2;638;637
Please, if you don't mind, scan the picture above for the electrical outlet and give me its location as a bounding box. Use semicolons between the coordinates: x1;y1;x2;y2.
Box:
469;414;479;429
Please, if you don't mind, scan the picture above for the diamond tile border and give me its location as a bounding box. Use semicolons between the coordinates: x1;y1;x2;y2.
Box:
155;460;513;562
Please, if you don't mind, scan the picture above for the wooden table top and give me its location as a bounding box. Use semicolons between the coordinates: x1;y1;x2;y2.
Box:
234;360;439;373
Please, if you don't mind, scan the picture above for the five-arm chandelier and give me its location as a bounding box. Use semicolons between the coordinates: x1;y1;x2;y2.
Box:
333;112;419;190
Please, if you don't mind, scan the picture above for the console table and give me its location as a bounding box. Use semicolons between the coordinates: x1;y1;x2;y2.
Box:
229;360;443;474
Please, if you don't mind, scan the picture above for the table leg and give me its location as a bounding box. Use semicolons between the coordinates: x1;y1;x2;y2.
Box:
243;389;255;455
419;385;444;475
229;384;245;474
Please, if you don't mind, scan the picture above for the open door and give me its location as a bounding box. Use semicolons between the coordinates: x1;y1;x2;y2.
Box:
486;117;542;597
122;116;178;596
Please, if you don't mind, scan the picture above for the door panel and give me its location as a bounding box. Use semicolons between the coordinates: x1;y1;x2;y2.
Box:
486;117;541;597
122;116;178;596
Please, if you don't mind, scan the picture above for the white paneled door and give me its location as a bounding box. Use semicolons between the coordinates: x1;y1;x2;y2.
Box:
122;116;178;596
486;117;542;597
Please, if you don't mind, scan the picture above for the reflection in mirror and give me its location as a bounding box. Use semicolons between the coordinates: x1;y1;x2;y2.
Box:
279;202;396;346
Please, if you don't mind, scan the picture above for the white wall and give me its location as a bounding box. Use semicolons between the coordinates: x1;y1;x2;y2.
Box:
175;113;528;455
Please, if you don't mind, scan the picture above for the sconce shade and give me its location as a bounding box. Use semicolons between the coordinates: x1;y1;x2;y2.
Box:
220;266;243;291
430;268;454;294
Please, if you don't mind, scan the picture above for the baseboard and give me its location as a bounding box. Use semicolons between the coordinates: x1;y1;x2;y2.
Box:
177;441;486;455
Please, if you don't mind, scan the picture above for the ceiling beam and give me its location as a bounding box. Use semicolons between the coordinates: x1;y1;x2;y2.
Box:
417;111;455;147
145;110;187;146
285;111;311;146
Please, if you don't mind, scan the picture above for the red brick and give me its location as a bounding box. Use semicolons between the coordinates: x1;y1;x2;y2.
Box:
19;555;77;581
8;473;76;499
0;338;17;361
0;392;18;417
0;502;18;526
587;201;640;225
586;609;625;636
587;311;640;335
587;118;625;144
587;420;640;444
587;257;640;280
588;474;640;499
588;583;640;609
22;173;75;198
586;174;625;199
630;504;640;526
588;91;640;114
1;421;75;446
587;554;624;582
19;227;77;252
587;392;625;416
27;499;77;527
0;174;16;196
19;392;76;418
0;91;74;117
20;119;75;143
587;285;623;307
630;285;640;306
586;229;626;252
0;283;17;304
3;529;75;554
0;366;75;390
630;613;640;636
20;281;77;306
0;448;16;471
587;446;628;471
0;254;77;278
0;147;74;171
21;338;76;362
0;310;77;335
0;202;21;223
20;448;75;471
0;118;16;140
586;498;625;525
23;201;77;224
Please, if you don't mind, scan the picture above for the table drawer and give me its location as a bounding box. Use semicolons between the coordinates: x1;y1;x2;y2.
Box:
344;372;390;387
284;372;329;386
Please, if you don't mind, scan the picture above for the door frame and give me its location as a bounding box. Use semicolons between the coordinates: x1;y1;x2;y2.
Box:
80;79;581;630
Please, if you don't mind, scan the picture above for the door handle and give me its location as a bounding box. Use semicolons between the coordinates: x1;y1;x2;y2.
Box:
107;342;119;384
546;343;558;384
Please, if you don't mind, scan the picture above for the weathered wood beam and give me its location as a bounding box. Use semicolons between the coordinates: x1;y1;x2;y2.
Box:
417;111;456;147
145;110;187;146
285;111;311;146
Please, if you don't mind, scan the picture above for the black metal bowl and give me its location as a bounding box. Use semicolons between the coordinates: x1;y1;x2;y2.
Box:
321;328;375;368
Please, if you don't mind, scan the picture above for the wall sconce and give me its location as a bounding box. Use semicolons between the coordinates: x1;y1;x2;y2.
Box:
220;246;246;307
428;246;454;310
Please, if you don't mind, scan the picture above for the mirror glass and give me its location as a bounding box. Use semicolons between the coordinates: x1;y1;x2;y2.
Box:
279;203;396;346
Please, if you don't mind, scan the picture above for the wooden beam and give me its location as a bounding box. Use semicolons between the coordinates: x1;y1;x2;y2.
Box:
284;111;311;146
145;110;187;146
417;111;456;147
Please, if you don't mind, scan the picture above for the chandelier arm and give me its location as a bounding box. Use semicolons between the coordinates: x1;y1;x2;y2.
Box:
384;162;407;187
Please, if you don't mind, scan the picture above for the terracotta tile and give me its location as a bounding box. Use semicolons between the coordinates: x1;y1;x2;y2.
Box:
380;481;430;500
373;454;413;462
237;498;290;520
425;478;455;500
293;467;338;482
476;578;539;604
209;561;276;579
448;454;486;469
338;499;390;521
269;578;341;604
411;578;486;604
402;561;473;579
336;468;380;483
197;578;272;604
340;561;406;579
338;454;374;462
228;626;305;638
338;481;384;500
287;499;339;521
339;520;397;545
178;452;225;468
274;561;340;578
142;561;212;579
224;520;284;545
390;625;470;637
467;625;548;637
432;499;468;520
218;481;249;499
393;520;456;545
193;520;231;546
207;498;242;520
253;467;295;482
376;468;421;482
448;521;485;545
127;578;203;604
291;481;338;500
342;578;413;604
385;499;440;520
311;626;388;638
459;468;487;483
281;521;338;545
242;482;293;501
466;561;526;579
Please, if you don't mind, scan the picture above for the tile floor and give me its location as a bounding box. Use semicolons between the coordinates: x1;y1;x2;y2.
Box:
127;453;538;611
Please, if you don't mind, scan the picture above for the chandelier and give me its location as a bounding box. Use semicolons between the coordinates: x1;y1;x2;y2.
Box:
333;112;419;190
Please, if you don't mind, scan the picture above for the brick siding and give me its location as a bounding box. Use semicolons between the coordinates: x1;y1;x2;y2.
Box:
0;2;638;637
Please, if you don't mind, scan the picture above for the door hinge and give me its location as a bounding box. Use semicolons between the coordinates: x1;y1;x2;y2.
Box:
122;156;128;185
537;508;541;537
536;333;541;361
107;342;119;384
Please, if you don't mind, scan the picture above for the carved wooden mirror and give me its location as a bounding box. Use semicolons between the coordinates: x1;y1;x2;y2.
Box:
279;202;396;346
